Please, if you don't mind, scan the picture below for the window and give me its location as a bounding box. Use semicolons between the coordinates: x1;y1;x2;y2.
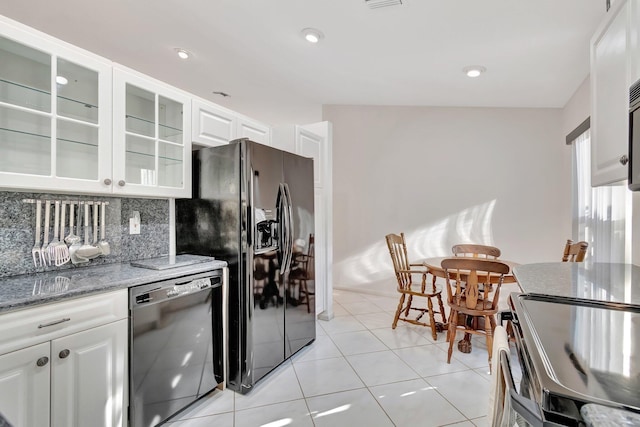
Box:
572;129;631;263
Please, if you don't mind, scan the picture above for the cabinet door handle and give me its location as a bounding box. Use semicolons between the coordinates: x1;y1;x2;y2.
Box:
103;178;112;185
620;155;629;165
36;356;49;367
59;349;71;359
38;318;71;329
118;180;126;187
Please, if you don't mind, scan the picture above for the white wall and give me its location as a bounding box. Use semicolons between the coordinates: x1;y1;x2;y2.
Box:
562;76;590;137
323;105;571;295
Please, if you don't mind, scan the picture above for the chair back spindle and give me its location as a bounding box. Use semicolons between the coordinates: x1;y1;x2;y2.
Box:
386;233;413;292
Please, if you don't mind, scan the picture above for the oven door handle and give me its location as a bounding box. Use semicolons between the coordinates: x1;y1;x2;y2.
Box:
509;389;545;426
497;350;546;427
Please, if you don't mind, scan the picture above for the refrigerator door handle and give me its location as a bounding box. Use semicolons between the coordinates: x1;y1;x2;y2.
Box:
277;183;289;273
246;166;255;251
282;183;294;273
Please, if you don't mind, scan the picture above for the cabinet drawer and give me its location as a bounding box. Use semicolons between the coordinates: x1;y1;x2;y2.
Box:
0;290;127;355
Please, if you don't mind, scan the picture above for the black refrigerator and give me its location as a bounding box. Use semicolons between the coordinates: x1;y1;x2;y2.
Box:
176;138;316;394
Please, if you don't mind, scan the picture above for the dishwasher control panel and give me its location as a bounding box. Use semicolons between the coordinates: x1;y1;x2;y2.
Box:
132;272;223;306
167;278;211;297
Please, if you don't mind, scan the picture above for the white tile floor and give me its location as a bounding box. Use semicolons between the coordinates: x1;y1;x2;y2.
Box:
166;289;522;427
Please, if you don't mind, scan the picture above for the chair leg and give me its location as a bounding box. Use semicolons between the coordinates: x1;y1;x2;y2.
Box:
447;310;458;363
427;297;437;341
404;295;413;317
432;275;447;324
392;294;405;329
436;293;447;324
485;315;494;369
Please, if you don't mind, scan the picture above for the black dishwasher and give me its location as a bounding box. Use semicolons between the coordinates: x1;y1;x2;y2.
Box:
129;270;224;427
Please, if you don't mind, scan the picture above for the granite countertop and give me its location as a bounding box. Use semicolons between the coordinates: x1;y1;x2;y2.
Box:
513;262;640;306
0;255;227;314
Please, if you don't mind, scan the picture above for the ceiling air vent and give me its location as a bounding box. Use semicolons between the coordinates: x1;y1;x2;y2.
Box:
365;0;403;9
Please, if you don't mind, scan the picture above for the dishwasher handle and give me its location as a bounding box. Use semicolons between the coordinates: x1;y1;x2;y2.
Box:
132;275;221;307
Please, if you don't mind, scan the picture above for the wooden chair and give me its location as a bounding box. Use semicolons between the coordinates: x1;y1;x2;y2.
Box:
385;233;446;340
562;239;588;262
452;244;501;259
453;244;502;292
288;234;314;313
441;257;510;366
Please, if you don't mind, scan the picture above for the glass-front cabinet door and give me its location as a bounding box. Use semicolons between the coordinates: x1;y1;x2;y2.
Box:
112;68;192;198
0;21;112;193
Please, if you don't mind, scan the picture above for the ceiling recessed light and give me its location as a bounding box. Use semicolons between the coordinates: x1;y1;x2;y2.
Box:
463;65;486;78
175;48;191;60
56;75;68;85
301;28;324;43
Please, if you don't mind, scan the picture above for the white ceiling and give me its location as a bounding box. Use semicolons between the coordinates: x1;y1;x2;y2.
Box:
0;0;606;124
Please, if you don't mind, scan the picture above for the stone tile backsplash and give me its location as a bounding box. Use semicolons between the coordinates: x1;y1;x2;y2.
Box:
0;191;169;278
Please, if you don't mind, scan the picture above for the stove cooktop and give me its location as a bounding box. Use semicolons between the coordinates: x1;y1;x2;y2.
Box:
514;294;640;415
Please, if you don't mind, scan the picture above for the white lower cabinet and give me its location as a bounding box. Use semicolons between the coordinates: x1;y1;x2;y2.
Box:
0;342;50;427
0;290;128;427
51;320;127;427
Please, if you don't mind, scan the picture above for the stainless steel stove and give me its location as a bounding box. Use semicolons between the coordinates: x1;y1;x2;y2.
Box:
507;293;640;426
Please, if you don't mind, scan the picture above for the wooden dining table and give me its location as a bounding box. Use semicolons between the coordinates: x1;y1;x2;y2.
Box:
422;256;520;353
422;256;520;284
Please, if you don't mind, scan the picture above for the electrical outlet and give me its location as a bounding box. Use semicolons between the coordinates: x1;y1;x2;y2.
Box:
129;211;140;235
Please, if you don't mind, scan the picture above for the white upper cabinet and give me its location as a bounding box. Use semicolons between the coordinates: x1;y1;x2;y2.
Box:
296;127;324;188
0;18;112;193
192;98;236;147
237;116;271;146
113;67;192;198
192;99;273;149
272;125;324;186
0;16;272;198
590;0;630;186
630;0;640;83
271;125;297;153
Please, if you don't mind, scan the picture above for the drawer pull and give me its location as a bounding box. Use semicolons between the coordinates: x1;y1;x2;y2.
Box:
59;349;70;359
38;318;71;329
36;356;49;367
